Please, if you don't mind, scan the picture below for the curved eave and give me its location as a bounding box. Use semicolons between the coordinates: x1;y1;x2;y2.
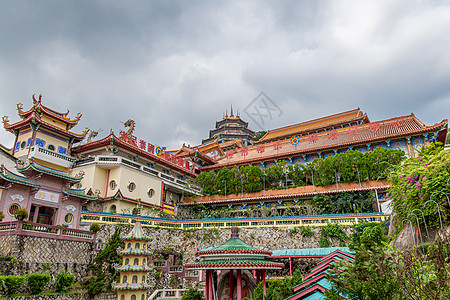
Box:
63;189;98;200
185;261;284;270
197;249;272;257
17;163;83;183
0;167;41;188
4;113;87;141
72;133;197;178
111;283;154;290
113;265;153;272
201;119;448;171
117;249;154;256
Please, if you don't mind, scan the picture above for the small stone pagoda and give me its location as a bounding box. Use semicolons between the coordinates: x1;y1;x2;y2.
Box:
113;206;155;300
185;227;283;300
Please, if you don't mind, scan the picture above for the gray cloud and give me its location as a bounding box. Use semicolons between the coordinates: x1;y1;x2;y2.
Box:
0;0;449;150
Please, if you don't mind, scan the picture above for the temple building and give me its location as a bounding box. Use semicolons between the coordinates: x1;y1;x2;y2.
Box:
202;105;255;147
70;124;201;216
113;205;155;300
185;226;284;300
0;95;96;228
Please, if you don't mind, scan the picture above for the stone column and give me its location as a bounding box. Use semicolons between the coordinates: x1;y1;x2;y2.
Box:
236;270;242;300
33;205;40;223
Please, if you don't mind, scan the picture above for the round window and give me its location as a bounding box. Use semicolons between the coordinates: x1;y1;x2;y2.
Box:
128;182;136;192
147;188;155;198
109;180;117;190
8;203;21;216
47;144;55;151
20;141;26;149
64;213;74;225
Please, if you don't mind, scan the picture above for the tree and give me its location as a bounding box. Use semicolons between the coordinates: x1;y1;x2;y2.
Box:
89;223;101;233
181;288;204;300
252;131;267;141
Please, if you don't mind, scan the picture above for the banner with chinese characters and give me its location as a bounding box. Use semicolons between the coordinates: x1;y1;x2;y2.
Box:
119;131;194;172
34;189;60;204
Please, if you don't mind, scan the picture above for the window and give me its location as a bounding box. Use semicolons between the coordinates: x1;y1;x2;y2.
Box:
128;182;136;192
109;180;117;190
121;296;125;300
132;275;138;283
147;188;155;198
141;295;145;300
123;275;127;283
47;144;55;151
131;295;136;300
143;259;146;265
58;146;67;155
128;243;131;249
64;213;74;225
125;258;129;265
8;203;21;216
135;243;140;249
134;258;139;265
20;141;26;149
110;205;116;212
142;276;146;283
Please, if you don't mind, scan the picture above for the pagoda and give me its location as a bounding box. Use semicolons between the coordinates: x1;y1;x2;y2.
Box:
202;105;255;147
185;226;283;300
113;205;155;300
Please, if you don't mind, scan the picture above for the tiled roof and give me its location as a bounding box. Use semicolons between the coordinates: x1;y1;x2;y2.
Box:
113;264;153;272
120;221;152;241
185;259;284;270
259;108;365;143
203;115;447;170
111;282;154;290
0;166;40;188
63;188;98;201
117;248;155;256
17;161;83;182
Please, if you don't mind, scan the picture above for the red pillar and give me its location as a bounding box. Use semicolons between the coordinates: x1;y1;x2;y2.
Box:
209;270;214;300
206;270;211;300
262;270;266;299
236;270;242;300
229;270;234;300
289;257;293;277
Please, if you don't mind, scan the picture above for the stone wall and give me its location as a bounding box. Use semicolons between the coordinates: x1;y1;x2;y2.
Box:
2;293;116;300
0;234;95;279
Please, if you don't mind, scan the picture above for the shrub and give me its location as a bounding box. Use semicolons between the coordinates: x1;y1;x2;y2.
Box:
55;271;75;292
27;273;51;294
14;208;29;221
298;226;315;237
0;275;26;295
181;288;204;300
0;210;4;221
89;223;101;233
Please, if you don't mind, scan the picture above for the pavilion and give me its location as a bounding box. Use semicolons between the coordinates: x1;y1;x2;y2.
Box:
185;226;284;300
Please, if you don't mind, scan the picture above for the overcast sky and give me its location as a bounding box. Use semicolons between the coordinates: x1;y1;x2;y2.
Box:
1;0;449;150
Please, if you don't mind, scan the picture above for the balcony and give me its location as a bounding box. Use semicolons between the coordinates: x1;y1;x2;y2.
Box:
28;146;75;168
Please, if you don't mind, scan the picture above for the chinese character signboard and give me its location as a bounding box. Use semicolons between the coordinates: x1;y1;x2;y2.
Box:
34;189;60;204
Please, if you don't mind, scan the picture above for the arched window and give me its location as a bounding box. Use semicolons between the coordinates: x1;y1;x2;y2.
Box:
143;258;146;265
121;296;125;300
141;294;145;300
128;243;131;249
110;205;116;212
125;258;129;265
132;275;138;283
123;275;127;283
142;275;146;283
134;258;139;265
131;295;136;300
135;243;140;249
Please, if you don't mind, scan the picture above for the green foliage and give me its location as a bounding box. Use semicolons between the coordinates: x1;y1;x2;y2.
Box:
181;288;204;300
196;148;404;195
389;143;450;231
291;226;315;237
89;223;101;233
0;275;26;296
254;273;302;300
252;131;267;141
0;210;4;221
319;234;329;248
324;223;346;242
327;223;402;299
314;191;375;214
27;273;51;294
55;271;75;292
14;208;29;221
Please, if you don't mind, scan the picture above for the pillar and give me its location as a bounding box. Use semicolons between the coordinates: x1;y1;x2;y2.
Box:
236;270;242;300
229;270;234;300
289;257;293;277
33;206;40;223
262;270;266;298
206;270;211;300
209;270;214;300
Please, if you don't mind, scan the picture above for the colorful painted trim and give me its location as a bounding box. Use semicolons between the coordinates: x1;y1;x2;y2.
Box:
117;248;155;256
185;259;284;270
197;249;272;257
120;221;152;241
0;167;40;188
113;264;154;272
111;282;155;291
17;161;82;182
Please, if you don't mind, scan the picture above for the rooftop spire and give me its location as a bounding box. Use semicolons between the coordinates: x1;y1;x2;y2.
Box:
230;104;234;117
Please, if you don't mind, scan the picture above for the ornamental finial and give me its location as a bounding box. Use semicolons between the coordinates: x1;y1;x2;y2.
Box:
231;226;239;239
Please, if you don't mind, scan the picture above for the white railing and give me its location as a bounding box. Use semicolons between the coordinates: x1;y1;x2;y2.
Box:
74;155;202;195
28;146;75;168
149;289;205;300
